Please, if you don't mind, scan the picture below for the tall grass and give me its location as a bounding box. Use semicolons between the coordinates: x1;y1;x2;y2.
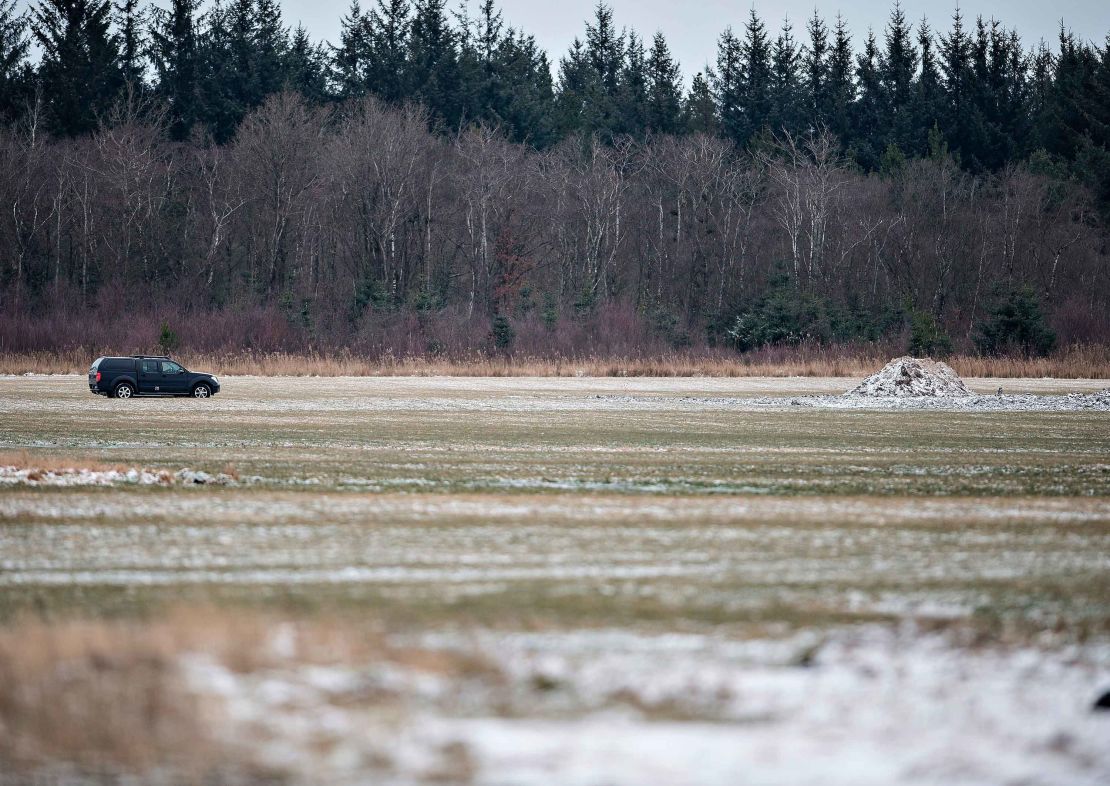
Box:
0;609;492;780
2;344;1107;378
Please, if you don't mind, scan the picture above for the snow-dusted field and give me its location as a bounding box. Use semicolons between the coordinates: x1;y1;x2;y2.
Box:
0;375;1108;784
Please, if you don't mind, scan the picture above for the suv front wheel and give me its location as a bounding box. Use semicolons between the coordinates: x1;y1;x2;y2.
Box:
192;383;212;398
114;382;134;399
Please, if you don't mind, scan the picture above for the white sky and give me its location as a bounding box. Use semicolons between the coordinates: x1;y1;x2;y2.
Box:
15;1;1110;81
279;0;1110;77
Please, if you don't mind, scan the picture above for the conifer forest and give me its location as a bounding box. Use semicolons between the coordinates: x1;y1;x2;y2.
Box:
1;0;1109;359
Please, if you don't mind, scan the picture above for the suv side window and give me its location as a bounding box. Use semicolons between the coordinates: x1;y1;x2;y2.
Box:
161;361;184;375
142;360;159;374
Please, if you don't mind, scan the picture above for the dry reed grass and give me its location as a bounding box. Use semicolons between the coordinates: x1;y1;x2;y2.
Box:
1;345;1107;378
0;613;223;779
0;450;129;475
0;609;495;780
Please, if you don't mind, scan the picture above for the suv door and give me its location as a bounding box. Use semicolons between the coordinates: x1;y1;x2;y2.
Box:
160;360;189;394
138;359;161;393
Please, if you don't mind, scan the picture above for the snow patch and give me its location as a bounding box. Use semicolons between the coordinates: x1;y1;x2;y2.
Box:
0;466;174;487
0;465;239;487
176;626;1110;786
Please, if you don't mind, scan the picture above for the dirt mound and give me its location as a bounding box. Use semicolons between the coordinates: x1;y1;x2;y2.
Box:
848;356;972;398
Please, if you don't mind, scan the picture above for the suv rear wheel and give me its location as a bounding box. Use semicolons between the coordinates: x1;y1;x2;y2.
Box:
192;383;212;398
114;382;134;399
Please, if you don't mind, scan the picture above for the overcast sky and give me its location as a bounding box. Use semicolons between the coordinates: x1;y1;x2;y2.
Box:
283;0;1110;76
15;1;1110;79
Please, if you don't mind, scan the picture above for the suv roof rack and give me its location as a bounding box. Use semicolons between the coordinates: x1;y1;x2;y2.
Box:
133;355;170;359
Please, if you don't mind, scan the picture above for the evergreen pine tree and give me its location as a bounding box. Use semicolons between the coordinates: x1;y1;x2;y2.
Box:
1027;39;1055;152
466;0;503;124
332;1;371;97
769;18;802;135
585;2;623;96
584;1;624;138
645;31;682;135
803;11;829;131
880;2;918;155
556;36;596;135
285;24;329;102
739;8;772;141
713;27;743;144
407;0;460;127
826;14;854;141
852;30;884;169
114;0;144;86
939;8;973;167
368;0;410;103
684;69;717;135
0;0;31;123
150;0;201;139
197;0;254;141
618;30;647;136
493;30;556;146
31;0;123;136
914;18;945;148
558;3;625;140
253;0;289;99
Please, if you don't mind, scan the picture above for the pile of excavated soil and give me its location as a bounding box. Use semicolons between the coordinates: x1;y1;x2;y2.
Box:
847;356;972;398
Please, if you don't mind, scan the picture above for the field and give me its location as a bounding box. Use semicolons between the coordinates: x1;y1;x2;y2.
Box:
1;375;1109;785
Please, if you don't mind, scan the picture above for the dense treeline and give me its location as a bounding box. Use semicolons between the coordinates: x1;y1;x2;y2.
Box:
0;0;1108;357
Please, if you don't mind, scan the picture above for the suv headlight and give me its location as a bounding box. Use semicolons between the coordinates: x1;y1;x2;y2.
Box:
211;376;219;385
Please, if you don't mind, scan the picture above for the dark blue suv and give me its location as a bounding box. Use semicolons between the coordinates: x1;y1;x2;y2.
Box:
89;356;221;399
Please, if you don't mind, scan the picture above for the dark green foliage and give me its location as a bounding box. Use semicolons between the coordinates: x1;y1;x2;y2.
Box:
114;0;144;86
724;267;903;352
149;0;200;139
350;277;391;322
908;310;953;356
648;307;690;349
645;32;682;135
368;0;411;103
738;9;772;141
974;286;1057;357
802;11;829;130
407;0;459;127
825;16;855;140
769;19;802;135
3;0;1109;221
490;313;514;350
726;268;831;351
684;70;717;134
852;31;884;170
31;0;123;136
556;3;624;140
0;0;31;123
285;24;329;102
915;20;944;144
617;31;647;136
332;0;371;97
713;28;742;143
541;293;558;330
880;2;918;155
158;320;179;353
